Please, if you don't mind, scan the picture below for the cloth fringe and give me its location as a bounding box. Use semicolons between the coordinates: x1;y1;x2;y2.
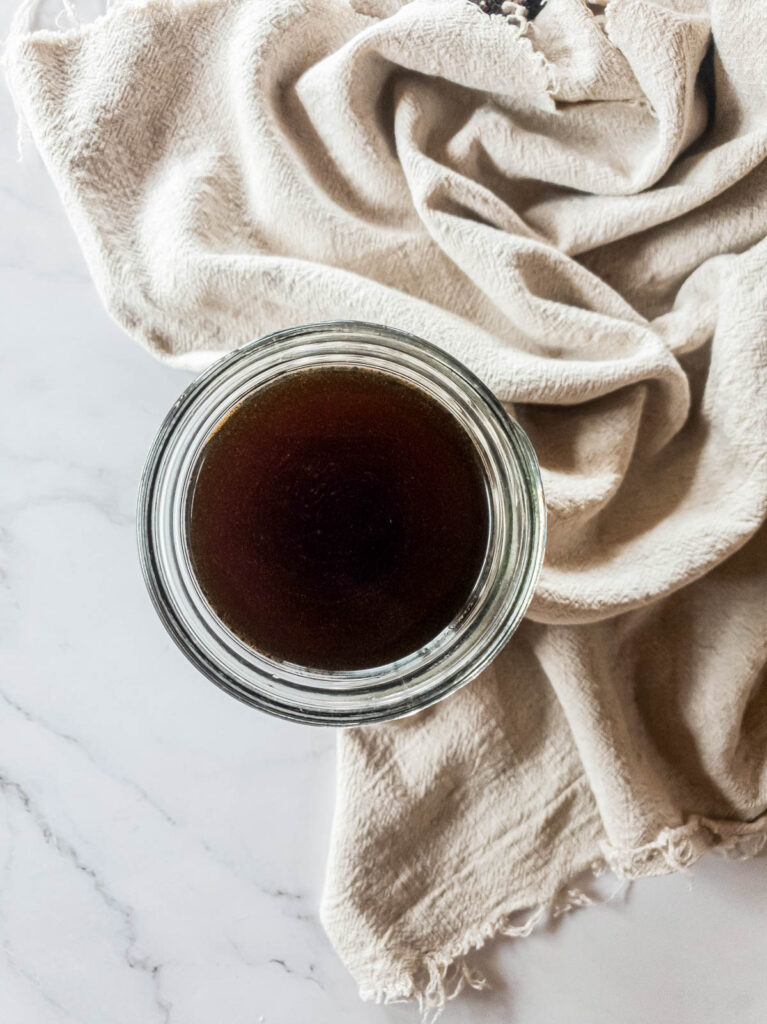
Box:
364;815;767;1023
5;0;164;47
602;814;767;877
3;0;177;157
361;858;620;1022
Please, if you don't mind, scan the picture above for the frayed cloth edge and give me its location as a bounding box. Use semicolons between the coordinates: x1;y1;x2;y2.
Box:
603;812;767;877
357;856;621;1021
358;814;767;1022
3;0;195;157
4;0;202;48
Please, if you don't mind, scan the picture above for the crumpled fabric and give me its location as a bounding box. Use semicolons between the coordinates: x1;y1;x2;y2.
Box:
7;0;766;1013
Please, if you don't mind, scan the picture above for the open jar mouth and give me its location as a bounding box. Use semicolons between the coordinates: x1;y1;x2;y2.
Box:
137;322;546;725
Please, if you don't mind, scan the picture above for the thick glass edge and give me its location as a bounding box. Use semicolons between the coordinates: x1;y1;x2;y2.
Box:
137;321;547;726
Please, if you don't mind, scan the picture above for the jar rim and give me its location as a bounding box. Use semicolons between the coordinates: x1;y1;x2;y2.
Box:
137;321;546;725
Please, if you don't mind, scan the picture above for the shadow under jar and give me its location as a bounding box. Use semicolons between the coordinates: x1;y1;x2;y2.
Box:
137;322;546;725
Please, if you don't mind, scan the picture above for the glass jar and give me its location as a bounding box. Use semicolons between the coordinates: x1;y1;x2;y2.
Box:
137;321;545;725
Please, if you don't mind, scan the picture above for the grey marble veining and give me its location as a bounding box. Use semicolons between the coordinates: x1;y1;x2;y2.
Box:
2;24;767;1024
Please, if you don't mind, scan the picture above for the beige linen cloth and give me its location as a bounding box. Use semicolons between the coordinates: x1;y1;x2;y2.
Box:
7;0;767;1015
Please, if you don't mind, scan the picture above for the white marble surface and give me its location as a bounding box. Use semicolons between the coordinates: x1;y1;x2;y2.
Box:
2;48;767;1024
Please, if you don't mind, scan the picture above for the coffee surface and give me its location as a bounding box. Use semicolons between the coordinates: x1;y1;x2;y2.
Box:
188;367;489;670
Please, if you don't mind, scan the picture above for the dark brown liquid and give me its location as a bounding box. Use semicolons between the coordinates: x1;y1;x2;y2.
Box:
188;367;489;670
